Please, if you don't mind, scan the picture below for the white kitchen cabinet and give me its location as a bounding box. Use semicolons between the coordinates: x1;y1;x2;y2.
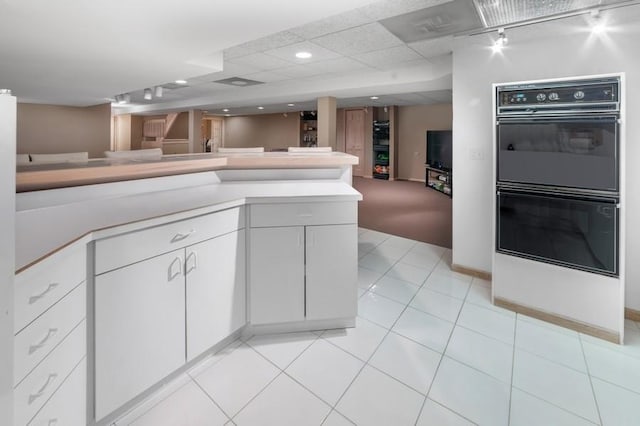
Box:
186;229;246;361
249;223;357;326
305;224;357;321
250;226;305;325
95;250;186;420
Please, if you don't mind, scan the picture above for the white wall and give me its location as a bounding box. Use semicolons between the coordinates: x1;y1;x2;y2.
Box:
0;93;16;425
452;6;640;309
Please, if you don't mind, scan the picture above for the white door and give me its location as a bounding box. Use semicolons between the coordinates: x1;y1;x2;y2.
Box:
94;250;186;420
345;109;365;177
186;230;246;361
250;227;305;325
305;224;358;321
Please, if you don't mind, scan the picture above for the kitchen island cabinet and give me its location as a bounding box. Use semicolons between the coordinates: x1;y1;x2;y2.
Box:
14;153;361;425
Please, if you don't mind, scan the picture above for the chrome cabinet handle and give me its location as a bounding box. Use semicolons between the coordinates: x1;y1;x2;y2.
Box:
171;229;195;243
185;251;198;275
29;283;59;304
29;328;58;355
168;257;183;281
28;373;58;404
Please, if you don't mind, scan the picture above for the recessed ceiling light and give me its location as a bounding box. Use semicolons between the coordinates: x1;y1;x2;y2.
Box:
231;80;248;86
257;106;265;110
225;114;231;117
370;96;379;100
222;108;230;112
288;103;295;107
175;79;188;84
295;51;312;59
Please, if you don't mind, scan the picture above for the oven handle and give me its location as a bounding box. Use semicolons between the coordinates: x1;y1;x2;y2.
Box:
497;115;618;125
496;186;619;204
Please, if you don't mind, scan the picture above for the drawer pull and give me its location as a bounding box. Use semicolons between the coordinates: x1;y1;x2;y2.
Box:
29;373;58;404
185;251;198;275
28;283;60;304
168;257;183;281
171;229;195;243
29;328;59;355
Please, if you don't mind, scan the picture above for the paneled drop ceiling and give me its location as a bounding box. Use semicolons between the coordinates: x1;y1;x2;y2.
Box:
0;0;634;115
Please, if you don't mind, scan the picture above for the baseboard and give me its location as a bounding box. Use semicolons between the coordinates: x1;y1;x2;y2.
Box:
451;263;492;281
494;297;620;344
626;307;640;322
406;178;426;183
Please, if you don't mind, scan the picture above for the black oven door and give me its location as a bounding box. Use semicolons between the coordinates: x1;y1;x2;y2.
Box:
497;189;618;276
497;115;618;191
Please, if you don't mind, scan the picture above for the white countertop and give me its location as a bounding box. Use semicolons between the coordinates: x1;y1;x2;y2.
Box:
16;179;361;271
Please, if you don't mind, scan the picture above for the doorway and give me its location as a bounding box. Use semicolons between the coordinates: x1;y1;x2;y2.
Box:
345;109;365;177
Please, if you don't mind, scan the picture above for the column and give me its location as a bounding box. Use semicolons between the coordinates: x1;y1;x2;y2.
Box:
317;96;337;149
188;109;203;153
0;89;16;426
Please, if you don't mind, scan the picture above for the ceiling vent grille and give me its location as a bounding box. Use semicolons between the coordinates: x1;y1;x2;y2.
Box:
380;0;484;43
213;77;265;87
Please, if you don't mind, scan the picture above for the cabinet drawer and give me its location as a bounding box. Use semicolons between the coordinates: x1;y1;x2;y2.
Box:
14;245;86;333
14;282;86;387
28;357;86;426
95;206;245;274
250;202;356;228
15;320;86;426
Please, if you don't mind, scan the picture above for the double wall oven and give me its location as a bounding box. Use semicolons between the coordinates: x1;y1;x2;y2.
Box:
495;77;621;277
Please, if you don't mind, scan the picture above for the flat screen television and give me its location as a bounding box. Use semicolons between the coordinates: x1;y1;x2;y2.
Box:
426;130;452;171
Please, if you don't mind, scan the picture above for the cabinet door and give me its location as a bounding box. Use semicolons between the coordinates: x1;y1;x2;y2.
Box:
186;230;246;361
95;250;186;420
250;227;304;325
305;224;358;321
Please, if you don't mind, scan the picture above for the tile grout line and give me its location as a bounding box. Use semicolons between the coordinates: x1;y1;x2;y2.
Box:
578;333;604;426
413;271;475;426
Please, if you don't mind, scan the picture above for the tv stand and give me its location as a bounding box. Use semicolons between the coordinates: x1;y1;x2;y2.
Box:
425;165;452;196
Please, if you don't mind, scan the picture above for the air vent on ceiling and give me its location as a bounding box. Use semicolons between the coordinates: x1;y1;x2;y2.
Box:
379;0;483;43
161;82;190;90
213;77;265;87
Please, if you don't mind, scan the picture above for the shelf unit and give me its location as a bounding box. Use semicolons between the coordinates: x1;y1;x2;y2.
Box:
425;165;452;196
300;111;317;147
372;120;389;179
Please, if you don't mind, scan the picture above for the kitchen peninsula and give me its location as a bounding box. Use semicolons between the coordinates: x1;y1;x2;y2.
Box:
14;151;361;425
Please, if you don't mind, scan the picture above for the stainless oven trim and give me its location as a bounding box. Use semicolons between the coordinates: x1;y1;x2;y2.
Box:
495;188;619;277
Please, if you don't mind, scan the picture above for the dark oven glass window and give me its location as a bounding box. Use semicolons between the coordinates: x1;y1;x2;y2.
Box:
497;191;617;276
497;116;618;191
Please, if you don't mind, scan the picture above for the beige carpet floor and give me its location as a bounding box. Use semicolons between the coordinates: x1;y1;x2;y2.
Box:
353;177;452;248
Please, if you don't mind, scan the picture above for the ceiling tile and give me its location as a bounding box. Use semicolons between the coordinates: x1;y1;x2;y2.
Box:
353;45;423;69
226;53;293;71
357;0;452;21
409;35;454;58
235;30;305;52
272;64;327;79
306;57;371;74
312;22;404;56
223;46;256;60
264;41;342;64
289;9;373;39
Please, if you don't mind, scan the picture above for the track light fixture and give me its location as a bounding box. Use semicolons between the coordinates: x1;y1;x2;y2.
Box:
144;88;153;100
154;86;163;98
492;28;508;52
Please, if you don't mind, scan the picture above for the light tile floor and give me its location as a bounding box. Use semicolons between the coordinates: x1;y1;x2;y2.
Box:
114;228;640;426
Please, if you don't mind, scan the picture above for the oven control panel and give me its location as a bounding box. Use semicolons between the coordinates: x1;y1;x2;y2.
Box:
497;77;619;114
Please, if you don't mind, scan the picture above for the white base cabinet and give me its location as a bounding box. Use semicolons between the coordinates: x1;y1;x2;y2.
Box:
186;229;246;361
95;250;186;420
94;208;246;421
250;215;358;326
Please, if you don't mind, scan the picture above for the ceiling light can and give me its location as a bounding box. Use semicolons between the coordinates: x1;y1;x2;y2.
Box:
295;51;312;59
144;88;153;100
154;86;163;97
175;79;187;84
